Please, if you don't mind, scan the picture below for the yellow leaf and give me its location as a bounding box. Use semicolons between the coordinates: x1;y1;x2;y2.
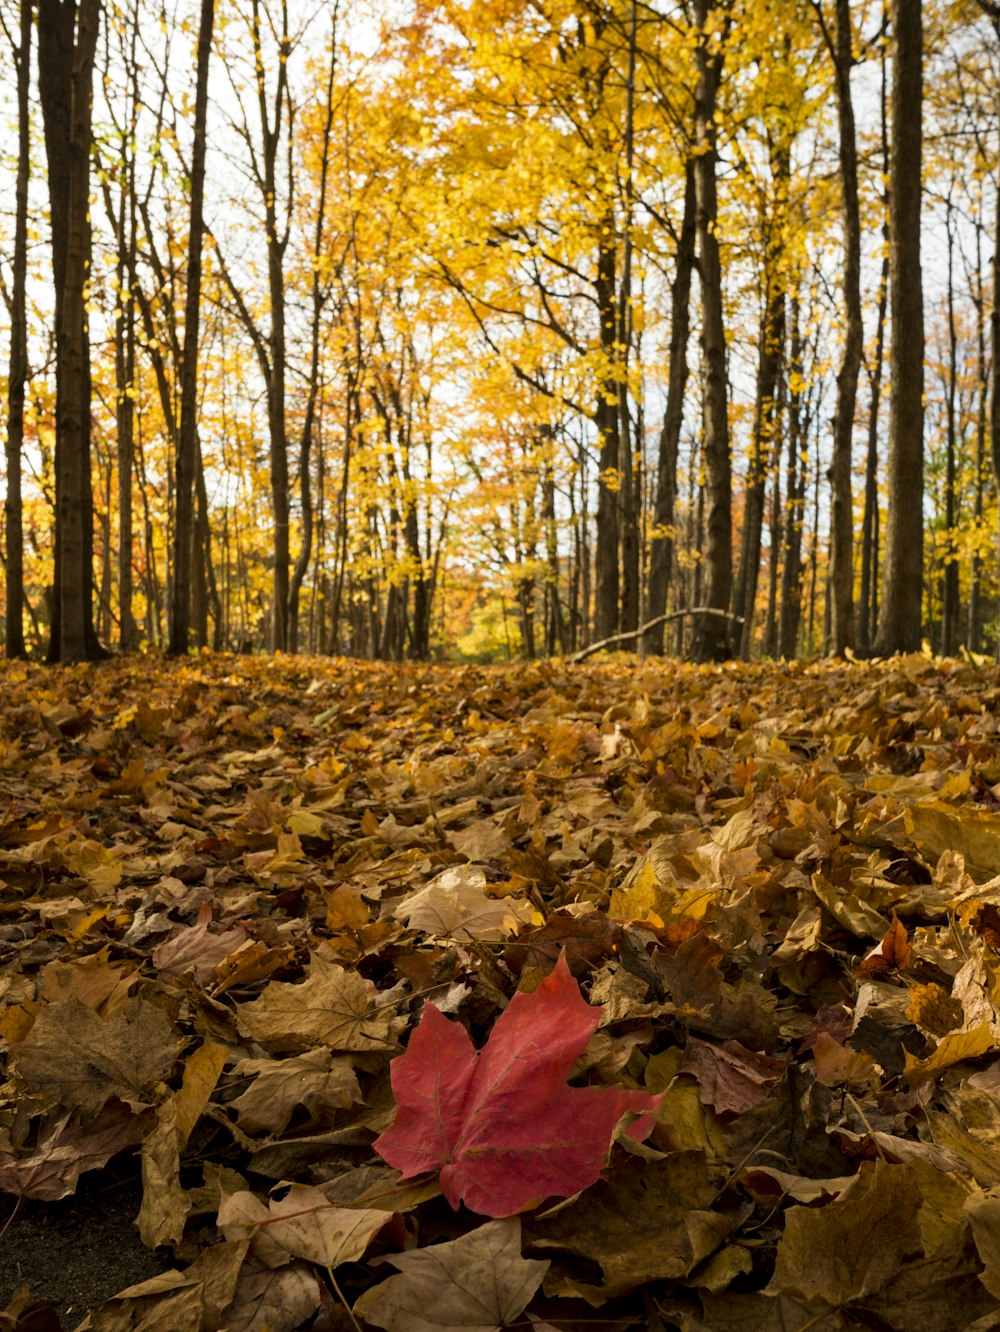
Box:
903;1023;995;1082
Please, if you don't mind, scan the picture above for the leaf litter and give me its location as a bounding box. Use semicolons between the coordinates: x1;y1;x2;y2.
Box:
2;653;1000;1326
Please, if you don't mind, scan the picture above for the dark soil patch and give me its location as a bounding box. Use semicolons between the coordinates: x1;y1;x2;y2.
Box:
0;1165;171;1328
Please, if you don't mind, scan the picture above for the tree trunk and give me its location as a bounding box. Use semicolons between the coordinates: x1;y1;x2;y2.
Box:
857;20;889;654
618;0;640;638
646;160;695;654
942;199;959;656
826;0;863;655
690;0;733;662
115;31;140;652
4;0;30;659
168;0;213;654
594;229;620;642
38;0;104;663
734;136;787;658
778;295;807;657
970;217;987;651
874;0;924;655
289;8;338;654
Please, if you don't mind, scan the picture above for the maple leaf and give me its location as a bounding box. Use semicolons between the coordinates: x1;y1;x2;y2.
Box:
236;954;402;1053
392;865;532;941
218;1182;391;1268
152;902;249;983
374;953;662;1216
10;996;179;1115
354;1218;548;1332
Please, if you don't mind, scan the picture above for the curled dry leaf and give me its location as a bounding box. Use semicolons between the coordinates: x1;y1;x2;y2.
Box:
0;1102;150;1201
229;1048;360;1135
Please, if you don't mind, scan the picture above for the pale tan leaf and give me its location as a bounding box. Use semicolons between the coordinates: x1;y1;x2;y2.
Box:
354;1218;548;1332
236;954;401;1053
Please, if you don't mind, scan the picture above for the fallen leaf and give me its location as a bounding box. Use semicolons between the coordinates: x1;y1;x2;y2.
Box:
74;1239;249;1332
678;1038;786;1118
220;1259;323;1332
218;1182;391;1268
374;953;662;1216
0;1103;150;1200
767;1160;923;1305
229;1048;360;1134
354;1218;548;1332
11;996;180;1115
811;1032;880;1091
903;1023;995;1082
236;954;401;1053
153;903;249;983
138;1041;228;1247
504;911;622;980
524;1152;731;1301
392;866;532;941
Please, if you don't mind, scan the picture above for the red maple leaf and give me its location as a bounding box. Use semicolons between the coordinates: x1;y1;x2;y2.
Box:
374;953;662;1217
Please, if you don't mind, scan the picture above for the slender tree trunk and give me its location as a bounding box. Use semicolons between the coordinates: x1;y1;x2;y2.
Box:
4;0;30;658
542;454;565;654
826;0;863;654
970;217;987;650
779;295;806;657
690;0;733;662
115;31;139;651
260;1;292;652
646;161;695;654
618;0;640;638
858;18;889;654
764;439;782;657
734;139;786;658
874;0;924;655
942;199;960;656
594;229;621;642
289;8;338;654
168;0;213;654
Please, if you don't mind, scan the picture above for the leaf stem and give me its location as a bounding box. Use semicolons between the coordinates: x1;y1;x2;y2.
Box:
327;1266;363;1332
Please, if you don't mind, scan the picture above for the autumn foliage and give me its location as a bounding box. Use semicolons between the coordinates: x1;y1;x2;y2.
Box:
5;653;1000;1325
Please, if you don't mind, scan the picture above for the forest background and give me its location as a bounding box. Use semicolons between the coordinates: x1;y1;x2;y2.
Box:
0;0;997;666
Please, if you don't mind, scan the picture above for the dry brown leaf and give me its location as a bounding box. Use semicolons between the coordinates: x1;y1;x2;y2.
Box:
525;1152;730;1302
0;1103;150;1200
354;1218;548;1331
392;866;532;941
11;996;180;1115
236;954;401;1053
218;1182;391;1268
767;1160;923;1305
152;902;249;983
220;1259;323;1332
138;1041;228;1247
75;1239;249;1332
229;1048;360;1134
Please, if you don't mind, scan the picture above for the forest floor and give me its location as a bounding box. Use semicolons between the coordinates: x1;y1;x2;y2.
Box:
3;652;1000;1329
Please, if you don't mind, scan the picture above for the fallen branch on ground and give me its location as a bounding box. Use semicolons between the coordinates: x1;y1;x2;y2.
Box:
567;607;745;664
